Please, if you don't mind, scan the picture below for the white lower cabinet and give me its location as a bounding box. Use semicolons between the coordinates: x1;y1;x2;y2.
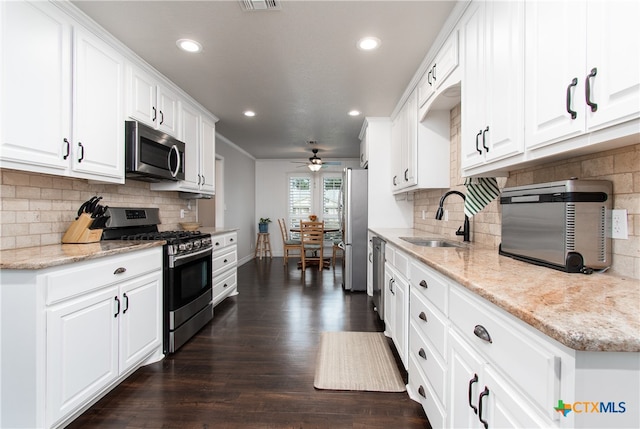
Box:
211;231;238;306
449;331;550;429
384;244;409;369
0;247;163;429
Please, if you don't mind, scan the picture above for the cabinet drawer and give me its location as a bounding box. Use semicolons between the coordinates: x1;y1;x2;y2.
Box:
410;260;448;314
449;286;560;413
408;354;445;429
410;288;448;360
410;321;447;405
224;232;237;247
212;246;237;277
45;248;161;305
213;268;237;301
394;249;409;278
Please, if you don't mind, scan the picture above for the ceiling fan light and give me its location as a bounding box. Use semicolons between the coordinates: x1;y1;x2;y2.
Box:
308;163;322;172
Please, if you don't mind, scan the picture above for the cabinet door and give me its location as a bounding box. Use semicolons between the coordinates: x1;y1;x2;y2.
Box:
448;331;484;429
156;84;179;136
460;1;487;170
483;0;524;163
0;0;71;173
200;114;216;194
481;366;552;429
390;115;402;191
72;27;124;183
394;273;409;369
119;272;162;372
46;286;119;426
127;65;156;127
403;90;418;187
383;264;396;339
524;1;587;150
180;100;201;191
585;0;640;131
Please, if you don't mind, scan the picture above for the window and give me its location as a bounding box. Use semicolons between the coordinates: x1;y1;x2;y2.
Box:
287;172;342;240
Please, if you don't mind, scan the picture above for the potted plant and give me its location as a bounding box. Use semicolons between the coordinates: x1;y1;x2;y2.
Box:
258;217;271;233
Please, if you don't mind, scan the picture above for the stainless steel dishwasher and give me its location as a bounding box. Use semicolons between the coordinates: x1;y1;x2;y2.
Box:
372;236;386;321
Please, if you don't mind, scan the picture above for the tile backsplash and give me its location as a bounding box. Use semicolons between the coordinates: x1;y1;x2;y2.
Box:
0;169;197;249
414;104;639;279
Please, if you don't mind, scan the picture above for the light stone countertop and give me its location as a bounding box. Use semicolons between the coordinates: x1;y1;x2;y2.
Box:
0;241;165;270
371;228;640;353
199;227;239;236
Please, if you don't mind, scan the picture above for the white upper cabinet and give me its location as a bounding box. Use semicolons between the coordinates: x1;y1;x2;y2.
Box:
460;0;525;174
525;0;640;150
126;64;180;137
1;0;71;174
151;100;216;195
1;0;125;183
418;29;460;113
71;26;125;182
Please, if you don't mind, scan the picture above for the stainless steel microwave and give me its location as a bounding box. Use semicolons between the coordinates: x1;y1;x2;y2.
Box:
125;120;185;182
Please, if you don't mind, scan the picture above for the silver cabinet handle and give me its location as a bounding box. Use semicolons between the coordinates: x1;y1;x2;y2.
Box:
114;267;126;275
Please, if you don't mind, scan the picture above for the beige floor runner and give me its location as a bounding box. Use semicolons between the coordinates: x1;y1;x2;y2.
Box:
314;331;406;392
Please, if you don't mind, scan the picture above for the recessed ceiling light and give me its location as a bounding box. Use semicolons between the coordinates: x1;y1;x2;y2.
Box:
348;110;361;117
357;37;381;51
176;39;202;53
244;110;256;117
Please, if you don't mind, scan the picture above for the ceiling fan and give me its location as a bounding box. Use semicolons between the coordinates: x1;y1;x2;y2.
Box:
292;148;342;171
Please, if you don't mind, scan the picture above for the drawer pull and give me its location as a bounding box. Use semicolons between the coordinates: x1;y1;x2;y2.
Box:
473;324;492;343
224;259;228;263
419;279;428;289
418;348;427;360
468;373;479;414
418;385;426;398
478;386;490;429
215;242;221;246
223;283;228;288
114;267;127;275
418;312;428;322
229;238;234;242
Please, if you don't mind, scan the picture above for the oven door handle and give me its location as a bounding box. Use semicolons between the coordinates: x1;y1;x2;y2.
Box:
170;247;212;268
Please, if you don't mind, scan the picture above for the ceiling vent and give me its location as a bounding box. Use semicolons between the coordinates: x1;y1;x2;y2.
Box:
240;0;281;11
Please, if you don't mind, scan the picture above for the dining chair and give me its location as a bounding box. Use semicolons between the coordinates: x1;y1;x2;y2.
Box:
277;218;301;266
299;221;325;271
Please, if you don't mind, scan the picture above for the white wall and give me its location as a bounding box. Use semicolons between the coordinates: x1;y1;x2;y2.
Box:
215;134;256;265
255;158;359;256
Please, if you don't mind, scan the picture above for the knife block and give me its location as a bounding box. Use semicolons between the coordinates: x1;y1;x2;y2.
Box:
62;213;103;244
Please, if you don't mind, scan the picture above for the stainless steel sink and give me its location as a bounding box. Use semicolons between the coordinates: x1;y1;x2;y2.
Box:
399;237;464;248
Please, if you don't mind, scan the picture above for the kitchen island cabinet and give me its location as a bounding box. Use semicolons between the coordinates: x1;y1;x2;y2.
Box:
0;244;164;429
370;228;639;429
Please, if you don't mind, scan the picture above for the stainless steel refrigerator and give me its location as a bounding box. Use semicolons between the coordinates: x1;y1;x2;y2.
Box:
341;168;368;292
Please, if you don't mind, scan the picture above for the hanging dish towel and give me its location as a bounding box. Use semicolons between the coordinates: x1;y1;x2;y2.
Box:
464;177;500;217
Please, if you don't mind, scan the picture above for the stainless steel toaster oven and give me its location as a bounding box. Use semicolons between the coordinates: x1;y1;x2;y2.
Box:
499;179;612;273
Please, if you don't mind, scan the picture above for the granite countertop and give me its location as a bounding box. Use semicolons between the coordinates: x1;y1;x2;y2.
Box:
0;241;165;270
370;228;640;353
199;227;239;236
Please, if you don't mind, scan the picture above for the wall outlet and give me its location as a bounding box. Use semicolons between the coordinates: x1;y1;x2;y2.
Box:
180;209;185;219
421;210;426;220
611;209;628;239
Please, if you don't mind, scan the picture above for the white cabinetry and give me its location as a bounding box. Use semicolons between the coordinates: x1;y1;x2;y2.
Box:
391;89;450;194
0;0;125;184
418;29;460;113
126;64;180;136
384;244;409;368
460;0;525;174
525;0;640;151
359;129;369;168
151;101;216;195
211;231;238;306
0;247;163;429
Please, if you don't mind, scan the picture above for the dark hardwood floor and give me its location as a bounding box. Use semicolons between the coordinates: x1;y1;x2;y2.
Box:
69;258;430;429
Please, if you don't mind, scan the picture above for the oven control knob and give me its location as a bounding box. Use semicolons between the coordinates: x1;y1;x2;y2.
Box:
202;237;212;247
193;240;202;249
178;243;187;252
185;242;193;251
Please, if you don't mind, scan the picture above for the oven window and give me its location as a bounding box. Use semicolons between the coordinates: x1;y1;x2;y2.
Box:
170;257;212;309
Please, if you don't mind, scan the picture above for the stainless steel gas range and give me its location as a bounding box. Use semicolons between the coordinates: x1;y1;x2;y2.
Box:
102;207;213;353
